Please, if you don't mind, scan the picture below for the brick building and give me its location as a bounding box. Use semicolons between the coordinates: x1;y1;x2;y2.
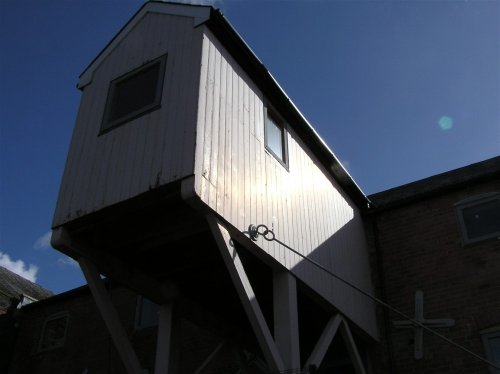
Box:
368;156;500;373
0;266;53;373
8;281;268;373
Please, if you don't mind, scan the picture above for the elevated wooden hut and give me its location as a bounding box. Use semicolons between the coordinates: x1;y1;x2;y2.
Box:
52;2;378;372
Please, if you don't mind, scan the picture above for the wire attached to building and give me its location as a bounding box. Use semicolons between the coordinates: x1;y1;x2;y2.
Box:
247;224;500;371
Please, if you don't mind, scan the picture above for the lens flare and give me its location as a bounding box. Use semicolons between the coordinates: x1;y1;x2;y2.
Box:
439;116;453;130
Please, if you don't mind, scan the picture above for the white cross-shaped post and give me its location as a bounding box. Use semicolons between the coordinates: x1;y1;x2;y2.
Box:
393;290;455;359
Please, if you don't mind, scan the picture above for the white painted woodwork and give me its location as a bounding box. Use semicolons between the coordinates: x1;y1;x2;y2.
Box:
54;3;377;341
207;216;285;373
194;341;226;374
393;290;455;359
194;28;377;339
273;271;300;370
305;314;342;369
339;319;367;374
78;258;143;374
53;11;204;227
154;304;174;374
305;315;367;374
78;3;211;88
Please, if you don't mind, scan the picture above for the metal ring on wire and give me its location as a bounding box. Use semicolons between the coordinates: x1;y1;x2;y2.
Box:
254;224;275;241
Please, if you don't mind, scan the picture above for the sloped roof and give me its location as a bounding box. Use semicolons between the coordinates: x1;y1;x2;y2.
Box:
78;1;369;209
0;266;53;313
369;156;500;210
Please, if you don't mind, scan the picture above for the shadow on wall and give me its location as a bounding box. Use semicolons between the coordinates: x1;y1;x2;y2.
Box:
287;216;376;337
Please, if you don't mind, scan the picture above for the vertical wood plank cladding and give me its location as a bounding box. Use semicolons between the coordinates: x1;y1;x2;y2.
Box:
195;28;377;338
53;13;202;227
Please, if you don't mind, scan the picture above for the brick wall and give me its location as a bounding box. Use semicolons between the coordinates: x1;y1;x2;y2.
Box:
7;282;265;373
368;178;500;373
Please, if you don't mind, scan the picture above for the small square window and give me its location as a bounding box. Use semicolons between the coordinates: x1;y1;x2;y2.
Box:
456;193;500;245
38;313;69;352
265;108;288;167
101;55;167;133
481;329;500;374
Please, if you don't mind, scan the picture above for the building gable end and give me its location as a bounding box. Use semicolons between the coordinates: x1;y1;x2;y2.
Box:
78;2;211;89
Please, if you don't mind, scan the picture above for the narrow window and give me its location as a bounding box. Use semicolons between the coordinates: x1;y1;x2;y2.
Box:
481;329;500;374
265;108;288;167
101;54;167;133
38;313;69;351
455;193;500;245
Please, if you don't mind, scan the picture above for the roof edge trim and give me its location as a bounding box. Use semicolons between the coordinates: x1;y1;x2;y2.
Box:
77;1;211;89
206;9;369;208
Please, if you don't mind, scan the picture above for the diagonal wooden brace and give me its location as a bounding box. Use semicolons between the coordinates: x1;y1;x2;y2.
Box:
206;215;285;373
79;257;144;374
305;314;367;374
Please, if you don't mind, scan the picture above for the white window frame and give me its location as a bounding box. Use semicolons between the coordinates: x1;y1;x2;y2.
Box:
38;312;69;352
481;326;500;374
455;192;500;246
264;105;289;169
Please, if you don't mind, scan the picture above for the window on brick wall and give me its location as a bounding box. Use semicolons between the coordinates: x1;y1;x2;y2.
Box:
455;192;500;245
38;312;69;351
481;327;500;374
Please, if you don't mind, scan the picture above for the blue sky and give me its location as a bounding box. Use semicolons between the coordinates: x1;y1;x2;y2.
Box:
0;0;498;294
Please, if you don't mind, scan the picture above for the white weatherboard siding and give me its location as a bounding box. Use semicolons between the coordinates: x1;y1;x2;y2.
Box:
194;28;377;339
53;13;203;227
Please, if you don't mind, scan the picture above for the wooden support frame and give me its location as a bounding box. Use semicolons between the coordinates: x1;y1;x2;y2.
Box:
273;271;301;370
194;340;226;374
52;227;177;305
305;314;367;374
206;215;285;373
54;228;178;374
339;319;367;374
154;304;174;374
79;258;144;374
305;314;342;369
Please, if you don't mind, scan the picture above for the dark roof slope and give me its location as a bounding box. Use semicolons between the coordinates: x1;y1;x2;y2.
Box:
369;156;500;210
0;266;53;313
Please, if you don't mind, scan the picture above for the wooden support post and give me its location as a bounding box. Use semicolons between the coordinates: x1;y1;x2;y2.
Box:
305;314;342;369
339;320;367;374
194;341;226;374
273;271;301;370
305;314;367;374
78;258;143;374
154;304;174;374
206;215;285;373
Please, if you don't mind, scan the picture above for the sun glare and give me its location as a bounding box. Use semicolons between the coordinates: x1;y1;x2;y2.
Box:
438;116;454;131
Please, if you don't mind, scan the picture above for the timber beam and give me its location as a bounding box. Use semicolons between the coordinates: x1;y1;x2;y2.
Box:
79;258;144;374
206;215;286;373
52;226;177;305
305;314;367;374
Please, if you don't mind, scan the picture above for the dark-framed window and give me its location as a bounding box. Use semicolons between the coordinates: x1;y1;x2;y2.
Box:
481;327;500;374
264;107;288;168
38;312;69;352
455;192;500;245
100;54;167;133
